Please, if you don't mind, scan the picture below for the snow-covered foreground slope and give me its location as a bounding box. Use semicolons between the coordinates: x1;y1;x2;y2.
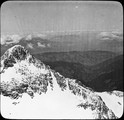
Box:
1;89;96;119
0;45;123;119
96;91;123;118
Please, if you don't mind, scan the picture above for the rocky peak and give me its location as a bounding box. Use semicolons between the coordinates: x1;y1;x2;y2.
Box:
0;45;45;71
1;45;29;61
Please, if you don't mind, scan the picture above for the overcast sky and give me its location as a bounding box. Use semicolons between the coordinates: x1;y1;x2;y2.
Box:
1;1;123;35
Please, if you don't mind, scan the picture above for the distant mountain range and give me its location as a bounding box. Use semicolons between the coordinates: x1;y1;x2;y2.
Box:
1;31;123;56
33;50;118;65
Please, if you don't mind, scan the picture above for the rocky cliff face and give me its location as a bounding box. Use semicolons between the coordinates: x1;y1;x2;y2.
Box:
0;45;123;119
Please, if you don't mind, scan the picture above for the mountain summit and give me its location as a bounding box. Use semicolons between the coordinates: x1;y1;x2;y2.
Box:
0;45;123;119
1;45;29;69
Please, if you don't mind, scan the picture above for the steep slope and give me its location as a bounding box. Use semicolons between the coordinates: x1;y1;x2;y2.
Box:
0;45;123;119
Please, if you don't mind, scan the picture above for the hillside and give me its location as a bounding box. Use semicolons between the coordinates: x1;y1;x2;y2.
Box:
88;55;123;91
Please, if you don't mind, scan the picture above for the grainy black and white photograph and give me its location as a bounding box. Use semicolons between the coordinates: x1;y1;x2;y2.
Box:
0;1;123;119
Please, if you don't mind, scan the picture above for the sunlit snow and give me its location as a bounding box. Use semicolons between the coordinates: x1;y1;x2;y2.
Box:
96;91;123;118
1;86;93;119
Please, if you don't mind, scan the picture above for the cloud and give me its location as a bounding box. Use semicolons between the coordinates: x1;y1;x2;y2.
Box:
25;35;32;41
36;34;47;38
98;31;123;41
0;33;48;45
25;34;47;41
1;35;22;45
37;42;46;48
27;43;34;49
1;36;6;45
98;32;112;37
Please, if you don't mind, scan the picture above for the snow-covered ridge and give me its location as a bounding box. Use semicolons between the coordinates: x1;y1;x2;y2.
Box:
0;45;123;119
